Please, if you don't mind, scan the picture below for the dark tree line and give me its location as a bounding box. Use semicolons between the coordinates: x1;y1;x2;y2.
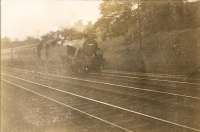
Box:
94;0;200;41
93;0;200;74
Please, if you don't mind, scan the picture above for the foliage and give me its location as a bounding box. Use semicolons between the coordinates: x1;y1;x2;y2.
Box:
94;0;200;74
95;0;200;40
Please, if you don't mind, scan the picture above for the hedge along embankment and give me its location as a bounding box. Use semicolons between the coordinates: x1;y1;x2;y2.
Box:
100;28;200;75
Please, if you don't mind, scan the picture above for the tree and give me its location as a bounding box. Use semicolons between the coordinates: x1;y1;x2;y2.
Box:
95;0;191;40
95;0;138;39
138;0;188;35
25;36;40;44
1;37;11;44
1;37;12;48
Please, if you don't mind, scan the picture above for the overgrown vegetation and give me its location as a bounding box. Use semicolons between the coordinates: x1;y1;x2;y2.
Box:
1;0;200;75
94;0;200;74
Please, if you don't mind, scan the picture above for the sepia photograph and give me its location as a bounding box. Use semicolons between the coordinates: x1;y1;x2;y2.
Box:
1;0;200;132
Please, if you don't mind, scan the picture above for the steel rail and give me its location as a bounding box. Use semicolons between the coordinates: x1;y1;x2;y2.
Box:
2;79;132;132
5;68;200;100
92;72;200;86
2;73;200;132
102;70;185;78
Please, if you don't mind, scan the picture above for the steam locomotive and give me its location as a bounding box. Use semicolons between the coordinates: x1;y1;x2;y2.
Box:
2;37;104;73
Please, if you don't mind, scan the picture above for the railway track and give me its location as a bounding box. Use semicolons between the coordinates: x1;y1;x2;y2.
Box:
5;68;200;108
102;70;186;78
1;80;126;132
95;71;200;84
90;72;200;88
101;71;186;81
86;73;200;99
2;67;200;132
6;67;200;99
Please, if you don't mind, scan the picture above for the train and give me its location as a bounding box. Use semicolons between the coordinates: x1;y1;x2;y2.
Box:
2;37;104;73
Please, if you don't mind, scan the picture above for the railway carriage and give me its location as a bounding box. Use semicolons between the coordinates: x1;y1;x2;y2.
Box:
2;38;104;73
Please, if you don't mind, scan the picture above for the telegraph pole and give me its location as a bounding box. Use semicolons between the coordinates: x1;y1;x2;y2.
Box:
137;0;146;72
137;0;142;50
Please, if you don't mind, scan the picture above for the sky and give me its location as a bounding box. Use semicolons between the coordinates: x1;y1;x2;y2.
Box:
1;0;198;40
1;0;102;40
